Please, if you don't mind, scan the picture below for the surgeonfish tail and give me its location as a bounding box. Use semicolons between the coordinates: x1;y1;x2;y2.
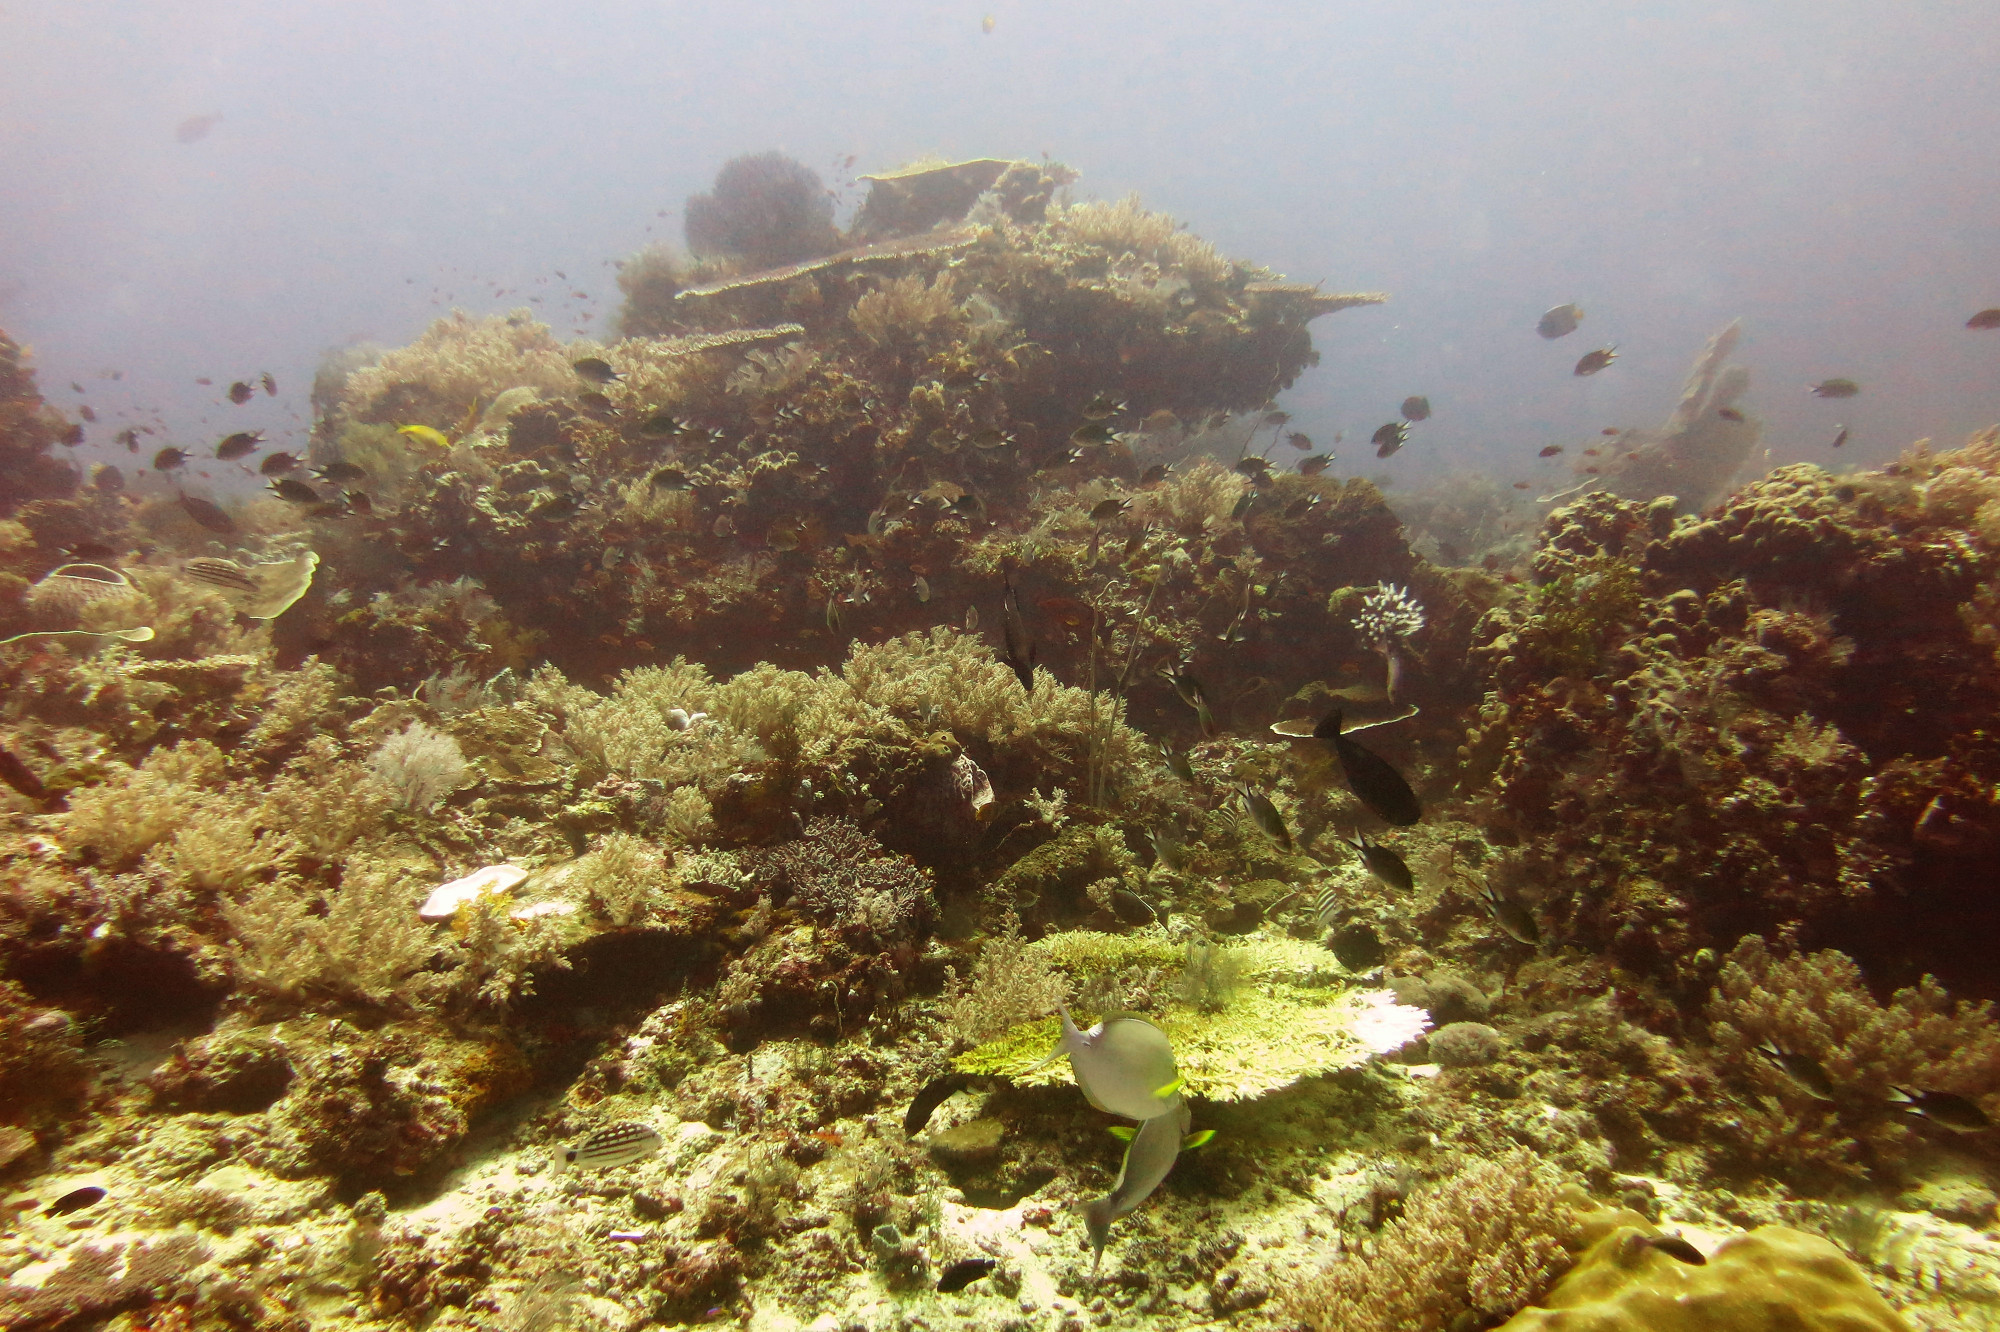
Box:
1081;1196;1114;1275
1313;707;1345;740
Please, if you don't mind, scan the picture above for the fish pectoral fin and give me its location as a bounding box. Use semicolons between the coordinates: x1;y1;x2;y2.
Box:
1182;1129;1216;1149
1108;1125;1137;1142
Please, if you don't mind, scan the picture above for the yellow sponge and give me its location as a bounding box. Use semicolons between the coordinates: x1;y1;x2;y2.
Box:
1499;1224;1909;1331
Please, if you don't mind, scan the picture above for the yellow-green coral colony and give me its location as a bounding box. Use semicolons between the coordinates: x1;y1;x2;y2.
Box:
1;145;2000;1332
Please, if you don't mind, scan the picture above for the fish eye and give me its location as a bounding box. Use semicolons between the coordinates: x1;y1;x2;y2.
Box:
563;1149;579;1164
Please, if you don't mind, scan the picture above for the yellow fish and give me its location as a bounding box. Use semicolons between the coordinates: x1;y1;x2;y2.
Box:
397;424;451;449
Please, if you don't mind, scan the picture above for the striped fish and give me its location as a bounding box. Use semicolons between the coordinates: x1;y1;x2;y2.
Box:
1313;886;1342;930
559;1122;663;1173
182;558;259;594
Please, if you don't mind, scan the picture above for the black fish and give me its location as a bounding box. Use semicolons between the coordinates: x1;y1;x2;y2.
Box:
1809;378;1860;399
1372;421;1408;459
259;452;301;475
530;491;580;520
572;356;620;383
92;464;124;493
1400;395;1431;422
577;390;613;412
1283;431;1312;451
153;446;189;471
1716;407;1745;422
178;494;236;533
1888;1087;1992;1133
936;1257;997;1293
1240;788;1292;852
1140;463;1172;485
115;428;139;452
227;380;254;404
215;430;263;460
1314;708;1420;826
44;1186;106;1217
1573;347;1617;376
904;1073;971;1136
1070;421;1116;447
1298;452;1335;476
312;461;367;483
639;412;685;436
1968;309;2000;330
0;747;48;802
1753;1041;1836;1103
268;478;321;504
999;577;1037;694
1168;670;1217;738
1233;455;1272;479
1341;833;1413;892
649;466;691;490
260;371;277;395
344;490;374;515
1478;880;1540;946
1640;1235;1706;1266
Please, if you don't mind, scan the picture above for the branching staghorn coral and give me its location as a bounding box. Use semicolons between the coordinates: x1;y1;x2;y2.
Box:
1704;935;2000;1178
340;310;579;430
1289;1152;1582;1332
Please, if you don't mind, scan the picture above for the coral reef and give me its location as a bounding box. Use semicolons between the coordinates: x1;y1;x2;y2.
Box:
6;153;2000;1332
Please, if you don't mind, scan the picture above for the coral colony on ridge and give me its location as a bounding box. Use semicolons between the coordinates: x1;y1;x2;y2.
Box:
6;148;2000;1332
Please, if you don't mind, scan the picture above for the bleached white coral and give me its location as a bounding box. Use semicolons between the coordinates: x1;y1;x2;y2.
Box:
1352;581;1427;648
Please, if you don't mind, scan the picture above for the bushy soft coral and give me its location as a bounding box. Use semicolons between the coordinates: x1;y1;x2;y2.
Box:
683;151;839;270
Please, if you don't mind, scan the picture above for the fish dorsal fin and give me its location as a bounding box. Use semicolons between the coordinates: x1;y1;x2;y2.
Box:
1313;707;1345;740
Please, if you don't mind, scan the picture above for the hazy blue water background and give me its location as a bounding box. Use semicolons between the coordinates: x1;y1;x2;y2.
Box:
4;0;1997;496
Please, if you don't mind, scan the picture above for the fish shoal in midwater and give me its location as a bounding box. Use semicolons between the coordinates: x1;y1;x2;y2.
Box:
1400;395;1431;422
559;1121;664;1172
1887;1086;1991;1132
1240;787;1292;852
1753;1041;1836;1102
1537;303;1583;339
1314;708;1421;826
1341;832;1413;892
999;577;1037;693
227;381;254;404
572;357;620;383
937;1257;997;1292
1810;378;1860;399
1372;421;1407;459
215;430;263;460
1573;347;1617;376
